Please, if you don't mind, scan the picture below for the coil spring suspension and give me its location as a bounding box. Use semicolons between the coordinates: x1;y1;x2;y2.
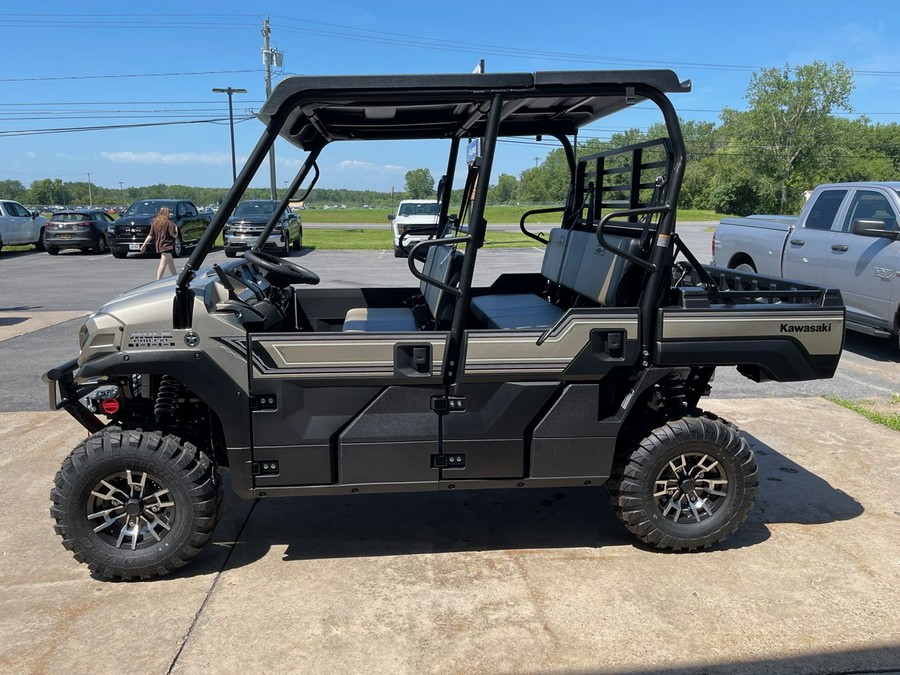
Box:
650;373;688;419
153;375;182;421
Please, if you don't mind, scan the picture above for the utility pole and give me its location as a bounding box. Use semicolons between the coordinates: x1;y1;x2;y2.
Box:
86;172;93;207
212;87;247;181
261;16;281;200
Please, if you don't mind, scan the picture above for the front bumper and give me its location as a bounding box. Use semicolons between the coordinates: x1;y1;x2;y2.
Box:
43;359;104;433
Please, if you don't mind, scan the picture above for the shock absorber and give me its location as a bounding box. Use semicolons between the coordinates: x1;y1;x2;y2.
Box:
153;375;182;422
657;372;687;419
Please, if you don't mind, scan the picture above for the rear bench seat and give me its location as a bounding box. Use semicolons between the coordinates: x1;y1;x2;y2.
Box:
343;243;461;332
469;228;641;329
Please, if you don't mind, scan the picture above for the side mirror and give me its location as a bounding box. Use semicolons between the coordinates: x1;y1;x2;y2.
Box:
387;214;395;221
851;218;899;240
31;211;39;219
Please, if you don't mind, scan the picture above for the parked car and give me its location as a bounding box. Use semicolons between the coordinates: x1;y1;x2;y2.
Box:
223;200;302;257
43;209;116;255
0;200;46;252
110;199;211;259
389;199;440;256
711;181;900;346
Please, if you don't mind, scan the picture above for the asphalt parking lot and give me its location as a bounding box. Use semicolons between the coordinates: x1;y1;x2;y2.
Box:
0;229;898;673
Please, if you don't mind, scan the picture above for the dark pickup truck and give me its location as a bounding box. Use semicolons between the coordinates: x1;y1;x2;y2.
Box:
110;199;211;258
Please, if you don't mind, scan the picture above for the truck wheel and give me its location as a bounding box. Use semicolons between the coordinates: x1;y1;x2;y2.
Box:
608;415;758;551
46;245;60;255
50;428;221;580
293;229;302;250
112;249;128;259
172;235;184;258
281;234;290;257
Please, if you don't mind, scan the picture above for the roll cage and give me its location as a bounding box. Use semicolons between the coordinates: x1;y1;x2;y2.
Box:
174;71;691;355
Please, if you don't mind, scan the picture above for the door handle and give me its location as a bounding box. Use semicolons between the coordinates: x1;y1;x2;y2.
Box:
789;239;805;246
831;244;849;252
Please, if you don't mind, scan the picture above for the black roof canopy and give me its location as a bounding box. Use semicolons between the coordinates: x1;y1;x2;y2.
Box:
258;70;691;151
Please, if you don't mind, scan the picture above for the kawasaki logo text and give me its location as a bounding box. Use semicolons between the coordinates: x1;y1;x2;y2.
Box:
780;323;832;333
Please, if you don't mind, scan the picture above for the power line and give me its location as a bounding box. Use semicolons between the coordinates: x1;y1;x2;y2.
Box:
0;116;255;138
0;69;262;83
2;13;900;77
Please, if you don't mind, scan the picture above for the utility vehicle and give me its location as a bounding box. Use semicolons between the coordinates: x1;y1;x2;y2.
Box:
46;70;845;579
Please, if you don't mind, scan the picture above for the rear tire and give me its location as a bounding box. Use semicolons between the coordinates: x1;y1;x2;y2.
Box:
608;415;758;551
50;428;221;580
94;236;109;255
172;235;184;258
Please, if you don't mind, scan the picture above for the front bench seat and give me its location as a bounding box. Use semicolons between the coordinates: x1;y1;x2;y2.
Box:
343;243;461;332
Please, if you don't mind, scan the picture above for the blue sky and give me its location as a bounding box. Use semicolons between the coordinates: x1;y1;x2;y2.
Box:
3;1;899;195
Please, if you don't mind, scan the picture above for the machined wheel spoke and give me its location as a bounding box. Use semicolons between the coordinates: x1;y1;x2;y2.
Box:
87;469;176;551
699;478;729;497
655;451;730;524
654;479;677;498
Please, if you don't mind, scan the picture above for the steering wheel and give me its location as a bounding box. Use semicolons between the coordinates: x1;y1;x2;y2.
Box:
243;249;320;286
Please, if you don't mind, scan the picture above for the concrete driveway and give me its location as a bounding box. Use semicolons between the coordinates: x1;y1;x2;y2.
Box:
1;397;898;674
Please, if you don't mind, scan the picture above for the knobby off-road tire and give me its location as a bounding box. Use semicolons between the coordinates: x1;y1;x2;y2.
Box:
50;428;221;580
608;414;758;551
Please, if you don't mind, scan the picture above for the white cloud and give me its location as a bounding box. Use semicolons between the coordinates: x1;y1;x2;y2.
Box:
335;159;404;172
99;151;230;166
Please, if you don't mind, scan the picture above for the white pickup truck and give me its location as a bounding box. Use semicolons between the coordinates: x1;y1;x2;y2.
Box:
0;200;47;252
711;182;900;345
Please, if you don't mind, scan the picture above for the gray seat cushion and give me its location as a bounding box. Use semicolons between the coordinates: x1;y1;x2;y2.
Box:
342;307;417;332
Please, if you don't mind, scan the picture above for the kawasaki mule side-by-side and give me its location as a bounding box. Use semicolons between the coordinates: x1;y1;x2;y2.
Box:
45;70;844;579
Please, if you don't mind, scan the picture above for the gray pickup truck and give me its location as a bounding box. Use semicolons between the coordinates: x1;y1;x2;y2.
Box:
712;182;900;346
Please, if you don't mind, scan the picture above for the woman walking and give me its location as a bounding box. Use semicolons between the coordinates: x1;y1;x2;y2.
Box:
140;207;178;280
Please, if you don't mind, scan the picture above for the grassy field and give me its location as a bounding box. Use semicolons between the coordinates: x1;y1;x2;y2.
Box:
300;205;727;224
303;228;547;250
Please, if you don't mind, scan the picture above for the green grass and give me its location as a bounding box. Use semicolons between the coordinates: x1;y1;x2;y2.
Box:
300;205;727;225
303;228;549;250
824;395;900;431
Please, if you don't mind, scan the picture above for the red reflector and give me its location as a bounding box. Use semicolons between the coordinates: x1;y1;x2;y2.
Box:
100;398;120;414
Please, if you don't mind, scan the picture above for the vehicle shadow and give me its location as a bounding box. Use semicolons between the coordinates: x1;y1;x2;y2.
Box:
285;246;316;257
717;429;864;551
171;428;862;578
842;330;900;363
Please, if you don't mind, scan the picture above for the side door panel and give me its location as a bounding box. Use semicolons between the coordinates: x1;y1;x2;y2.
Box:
248;331;448;489
828;189;900;329
782;189;848;285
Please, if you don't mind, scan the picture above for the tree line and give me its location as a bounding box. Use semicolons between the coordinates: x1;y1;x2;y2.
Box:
4;62;897;217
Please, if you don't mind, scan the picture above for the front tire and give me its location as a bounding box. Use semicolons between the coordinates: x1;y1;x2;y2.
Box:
608;415;758;551
112;249;128;259
46;245;60;255
172;234;184;258
50;428;221;580
293;228;302;250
